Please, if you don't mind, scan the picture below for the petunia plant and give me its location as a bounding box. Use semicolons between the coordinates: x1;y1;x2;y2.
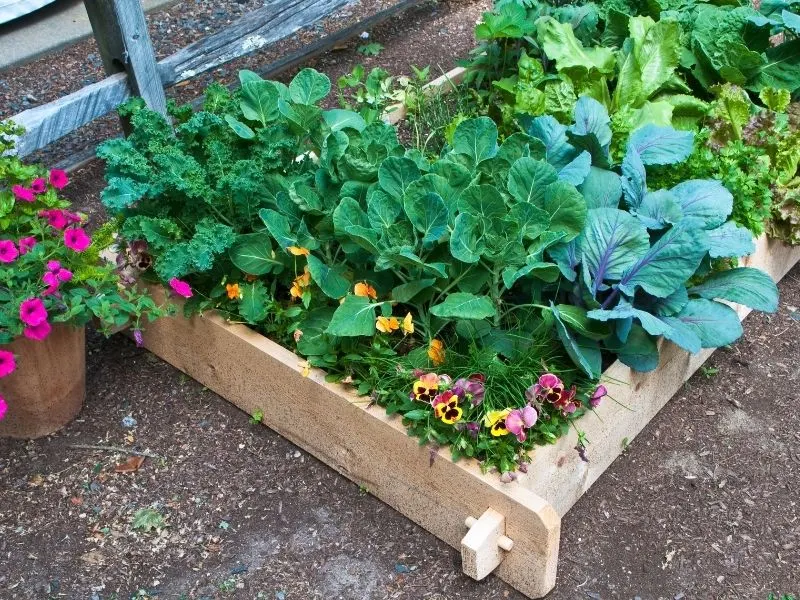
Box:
0;121;168;420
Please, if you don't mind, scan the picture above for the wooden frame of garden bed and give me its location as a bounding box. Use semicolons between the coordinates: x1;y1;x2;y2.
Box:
139;234;800;598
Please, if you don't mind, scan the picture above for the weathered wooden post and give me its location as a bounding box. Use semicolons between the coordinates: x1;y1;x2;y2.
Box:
83;0;168;118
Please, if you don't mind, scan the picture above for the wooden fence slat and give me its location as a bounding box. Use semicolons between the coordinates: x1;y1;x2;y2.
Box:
158;0;350;87
109;0;169;117
10;73;131;158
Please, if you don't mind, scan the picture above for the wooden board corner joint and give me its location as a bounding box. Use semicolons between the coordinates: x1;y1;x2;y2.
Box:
461;508;514;580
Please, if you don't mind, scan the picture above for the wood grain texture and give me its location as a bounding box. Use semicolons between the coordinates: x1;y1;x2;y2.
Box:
158;0;350;86
141;289;561;598
518;235;800;516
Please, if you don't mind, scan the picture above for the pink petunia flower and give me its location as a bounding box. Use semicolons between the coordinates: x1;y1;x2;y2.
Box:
30;178;47;194
0;394;6;421
169;278;193;298
19;297;47;326
40;209;68;230
505;405;538;442
65;211;82;225
49;169;69;190
11;185;35;202
0;240;19;263
46;260;61;271
19;237;37;255
42;271;60;296
24;320;51;341
0;350;16;378
64;227;91;252
57;268;73;282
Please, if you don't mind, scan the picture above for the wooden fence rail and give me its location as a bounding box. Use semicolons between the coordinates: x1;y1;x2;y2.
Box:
6;0;424;157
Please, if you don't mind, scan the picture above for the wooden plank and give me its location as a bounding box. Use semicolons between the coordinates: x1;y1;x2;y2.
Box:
140;289;561;598
518;234;800;516
108;0;168;116
159;0;350;86
383;65;467;125
138;236;800;598
9;73;131;158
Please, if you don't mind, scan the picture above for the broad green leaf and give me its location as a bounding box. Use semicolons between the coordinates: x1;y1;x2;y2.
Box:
228;233;281;276
450;213;486;264
635;190;683;230
705;221;756;258
557;151;592;186
579;167;622;209
661;299;743;348
670;180;733;229
307;255;351;299
688;267;778;312
507;157;558;205
508;202;550;240
618;222;708;298
289;68;331;105
542;181;587;241
452;117;499;166
502;261;560;288
457;184;507;219
259;208;296;249
367;189;402;230
552;304;610;340
224;115;255;139
240;80;280;125
326;295;378;337
551;303;601;378
322;109;367;132
536;17;616;82
404;191;448;244
627;125;694;166
607;324;659;372
333;197;371;232
746;39;800;92
621;147;647;210
406;174;459;220
239;70;263;85
579;208;650;294
392;279;436;303
430;292;496;320
379;156;421;199
240;282;270;323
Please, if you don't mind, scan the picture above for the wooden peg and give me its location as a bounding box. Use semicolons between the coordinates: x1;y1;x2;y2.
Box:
461;508;514;580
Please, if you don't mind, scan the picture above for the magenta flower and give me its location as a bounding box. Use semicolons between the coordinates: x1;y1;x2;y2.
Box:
589;384;607;408
554;386;578;415
0;394;6;421
0;350;16;378
169;277;193;298
42;271;60;296
506;405;538;442
0;240;19;263
453;377;486;406
526;373;565;404
31;178;47;194
133;329;144;347
19;237;36;255
19;297;48;326
57;268;73;282
47;260;61;271
64;227;91;252
49;169;69;190
24;320;51;341
11;185;35;202
40;209;68;230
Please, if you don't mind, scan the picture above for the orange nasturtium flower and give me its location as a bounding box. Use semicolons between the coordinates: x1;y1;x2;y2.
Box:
376;315;400;333
427;338;445;365
226;283;241;300
290;266;312;299
287;246;310;256
354;281;377;300
402;312;414;335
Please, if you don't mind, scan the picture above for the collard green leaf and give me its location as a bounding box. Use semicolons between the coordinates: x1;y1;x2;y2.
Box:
259;208;297;249
523;115;576;171
607;324;660;372
322;109;367;132
451;117;499;166
224;115;255;139
333;197;371;232
392;279;436;303
618;222;708;298
557;151;592;186
450;213;486;264
670;180;733;229
367;189;402;230
430;292;496;320
621;148;647;210
746;39;800;92
326;294;378;336
457;184;507;219
661;298;743;348
404;191;448;244
240;80;280;125
705;221;756;258
289;68;331;105
550;303;602;378
508;202;550;240
627;125;694;166
228;233;281;276
579;167;622;209
379;156;421;199
552;304;610;340
688;267;778;312
542;181;587;241
579;208;650;294
571;96;612;149
507;157;558;206
240;282;270;323
307;255;351;299
502;261;561;288
635;190;683;230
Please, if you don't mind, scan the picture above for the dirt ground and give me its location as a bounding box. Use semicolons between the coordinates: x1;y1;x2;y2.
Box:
2;0;800;598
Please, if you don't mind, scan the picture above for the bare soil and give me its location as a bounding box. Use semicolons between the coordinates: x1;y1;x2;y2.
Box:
2;0;799;598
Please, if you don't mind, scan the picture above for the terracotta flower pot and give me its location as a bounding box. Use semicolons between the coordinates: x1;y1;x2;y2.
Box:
0;325;86;439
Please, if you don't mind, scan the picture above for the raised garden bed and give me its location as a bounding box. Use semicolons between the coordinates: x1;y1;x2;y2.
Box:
139;234;800;598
